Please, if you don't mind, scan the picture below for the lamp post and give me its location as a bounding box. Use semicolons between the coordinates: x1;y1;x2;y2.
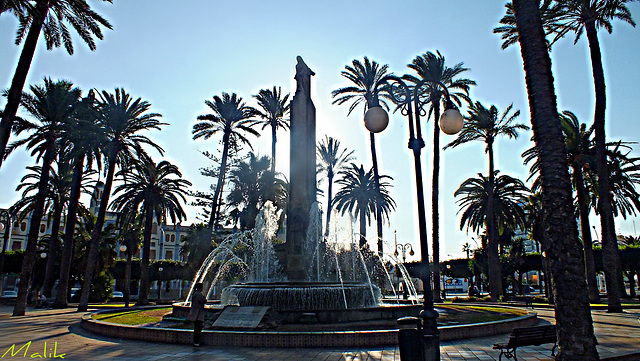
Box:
364;75;463;360
157;266;163;302
394;243;414;299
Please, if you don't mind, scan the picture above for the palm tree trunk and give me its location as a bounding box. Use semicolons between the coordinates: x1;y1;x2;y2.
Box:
271;121;277;173
0;0;49;171
42;199;63;298
13;146;54;316
585;19;622;313
137;208;154;305
53;155;85;309
513;1;599;358
359;207;367;249
575;168;600;302
78;155;117;311
487;143;502;301
208;132;231;234
369;132;384;256
432;102;442;302
324;172;334;237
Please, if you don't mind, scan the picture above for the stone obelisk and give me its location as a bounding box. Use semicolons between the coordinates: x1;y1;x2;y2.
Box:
286;56;316;281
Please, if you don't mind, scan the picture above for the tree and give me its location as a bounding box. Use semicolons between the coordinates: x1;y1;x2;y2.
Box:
0;0;26;16
78;88;165;312
332;164;395;249
445;101;528;300
332;57;393;255
110;159;191;305
404;50;475;300
550;0;636;315
560;111;600;302
180;223;215;274
225;153;287;230
192;93;259;234
7;78;82;315
512;0;598;358
0;0;112;171
250;86;290;173
316;135;355;236
53;91;104;309
455;172;529;240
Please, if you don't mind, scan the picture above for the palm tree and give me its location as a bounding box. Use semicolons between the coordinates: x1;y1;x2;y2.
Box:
250;86;290;173
225;153;287;230
455;172;529;242
110;159;191;305
511;0;599;358
0;0;112;171
332;164;395;249
192;93;259;234
78;88;165;312
332;57;393;255
404;51;475;300
445;101;527;300
7;78;82;316
317;136;355;236
559;111;600;302
54;92;105;309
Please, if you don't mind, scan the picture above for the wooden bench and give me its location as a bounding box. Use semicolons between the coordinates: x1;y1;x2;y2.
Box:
493;325;557;361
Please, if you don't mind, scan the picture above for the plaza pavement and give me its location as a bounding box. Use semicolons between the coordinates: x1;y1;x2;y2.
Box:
0;305;639;360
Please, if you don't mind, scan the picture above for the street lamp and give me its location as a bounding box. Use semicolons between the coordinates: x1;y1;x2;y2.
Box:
157;266;163;302
364;75;463;361
394;243;414;299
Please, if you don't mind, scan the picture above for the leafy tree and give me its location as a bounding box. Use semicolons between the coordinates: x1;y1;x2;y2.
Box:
316;135;355;236
332;57;392;255
0;0;112;171
511;1;598;357
78;88;165;312
404;50;475;300
180;223;215;274
250;86;290;172
332;164;395;249
445;101;527;300
110;159;191;305
192;93;259;233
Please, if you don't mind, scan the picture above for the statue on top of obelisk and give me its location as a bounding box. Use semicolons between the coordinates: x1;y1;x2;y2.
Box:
294;55;315;95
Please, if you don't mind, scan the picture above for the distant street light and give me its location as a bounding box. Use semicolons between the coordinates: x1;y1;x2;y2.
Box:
395;243;414;299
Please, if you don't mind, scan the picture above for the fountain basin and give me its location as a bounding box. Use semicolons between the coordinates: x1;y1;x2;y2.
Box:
221;281;381;311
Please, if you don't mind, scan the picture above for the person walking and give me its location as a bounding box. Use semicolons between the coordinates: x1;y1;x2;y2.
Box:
187;283;206;346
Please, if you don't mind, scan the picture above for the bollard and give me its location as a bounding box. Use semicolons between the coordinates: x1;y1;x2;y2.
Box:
397;316;424;361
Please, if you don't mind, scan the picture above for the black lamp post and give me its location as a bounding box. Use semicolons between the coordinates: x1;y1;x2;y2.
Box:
364;75;463;360
0;209;11;295
394;243;414;299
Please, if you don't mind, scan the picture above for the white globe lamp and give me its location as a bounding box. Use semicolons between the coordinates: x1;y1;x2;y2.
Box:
364;106;389;133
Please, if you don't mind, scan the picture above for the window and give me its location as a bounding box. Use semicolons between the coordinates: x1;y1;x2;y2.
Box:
151;223;157;234
149;250;156;260
170;234;175;242
40;224;46;233
12;241;21;250
165;234;170;243
20;222;26;231
165;250;173;260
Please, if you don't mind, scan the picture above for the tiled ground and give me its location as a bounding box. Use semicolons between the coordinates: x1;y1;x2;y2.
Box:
0;305;638;360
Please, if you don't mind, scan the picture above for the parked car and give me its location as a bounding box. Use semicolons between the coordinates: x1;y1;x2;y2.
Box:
110;291;124;300
1;290;18;299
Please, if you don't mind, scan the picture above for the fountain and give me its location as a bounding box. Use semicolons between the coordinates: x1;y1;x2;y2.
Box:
178;56;420;325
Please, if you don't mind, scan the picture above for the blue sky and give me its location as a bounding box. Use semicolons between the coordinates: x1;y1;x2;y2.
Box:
1;1;639;261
